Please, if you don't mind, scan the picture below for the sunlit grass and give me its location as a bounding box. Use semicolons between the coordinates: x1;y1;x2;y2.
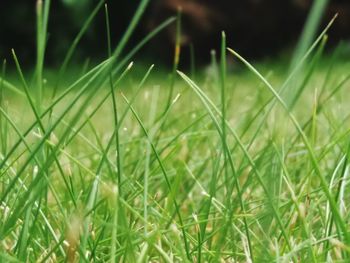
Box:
1;0;350;262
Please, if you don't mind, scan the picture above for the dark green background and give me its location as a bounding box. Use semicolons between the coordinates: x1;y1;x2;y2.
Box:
1;0;349;67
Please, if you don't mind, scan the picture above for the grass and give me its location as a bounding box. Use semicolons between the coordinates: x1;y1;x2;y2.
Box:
1;0;350;262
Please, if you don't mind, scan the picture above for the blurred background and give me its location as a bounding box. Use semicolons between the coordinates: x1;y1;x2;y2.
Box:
0;0;349;68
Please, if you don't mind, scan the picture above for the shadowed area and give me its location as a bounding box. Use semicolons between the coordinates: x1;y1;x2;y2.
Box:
1;0;350;66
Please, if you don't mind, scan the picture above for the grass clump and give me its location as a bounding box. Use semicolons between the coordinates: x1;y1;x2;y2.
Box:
1;0;350;262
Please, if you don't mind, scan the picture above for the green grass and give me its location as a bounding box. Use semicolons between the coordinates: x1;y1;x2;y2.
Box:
1;0;350;262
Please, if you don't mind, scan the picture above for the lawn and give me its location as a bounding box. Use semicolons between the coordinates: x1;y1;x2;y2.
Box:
1;0;350;262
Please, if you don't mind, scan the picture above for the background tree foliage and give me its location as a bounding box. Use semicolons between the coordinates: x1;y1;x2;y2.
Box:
0;0;349;66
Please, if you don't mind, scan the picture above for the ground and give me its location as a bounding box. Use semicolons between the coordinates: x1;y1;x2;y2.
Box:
1;48;350;262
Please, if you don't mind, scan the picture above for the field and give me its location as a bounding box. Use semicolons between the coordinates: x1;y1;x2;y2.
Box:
1;0;350;262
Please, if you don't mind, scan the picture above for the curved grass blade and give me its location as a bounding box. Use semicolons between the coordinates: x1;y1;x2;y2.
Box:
227;47;350;244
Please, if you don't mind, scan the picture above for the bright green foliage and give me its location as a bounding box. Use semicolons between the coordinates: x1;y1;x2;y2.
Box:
0;1;350;262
